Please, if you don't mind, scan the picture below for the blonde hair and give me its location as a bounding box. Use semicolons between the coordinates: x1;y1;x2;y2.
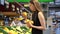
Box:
30;0;43;12
34;2;43;12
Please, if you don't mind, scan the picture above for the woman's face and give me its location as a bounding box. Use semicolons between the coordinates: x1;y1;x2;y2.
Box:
29;3;36;11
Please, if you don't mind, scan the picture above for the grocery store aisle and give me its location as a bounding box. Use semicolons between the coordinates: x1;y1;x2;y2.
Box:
43;28;52;34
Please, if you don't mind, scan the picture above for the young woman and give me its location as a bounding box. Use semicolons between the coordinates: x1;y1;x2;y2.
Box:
27;0;46;34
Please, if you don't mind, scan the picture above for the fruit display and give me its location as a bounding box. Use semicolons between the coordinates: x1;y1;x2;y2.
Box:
24;19;30;23
22;12;28;17
25;19;34;24
0;26;32;34
18;18;24;21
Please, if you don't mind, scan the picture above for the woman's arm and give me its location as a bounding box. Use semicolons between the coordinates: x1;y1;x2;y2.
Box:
31;12;46;30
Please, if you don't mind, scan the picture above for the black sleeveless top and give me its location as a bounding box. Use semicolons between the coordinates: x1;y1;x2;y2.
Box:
32;11;43;34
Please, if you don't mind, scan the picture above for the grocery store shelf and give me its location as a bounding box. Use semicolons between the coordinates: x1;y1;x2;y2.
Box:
0;12;19;16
